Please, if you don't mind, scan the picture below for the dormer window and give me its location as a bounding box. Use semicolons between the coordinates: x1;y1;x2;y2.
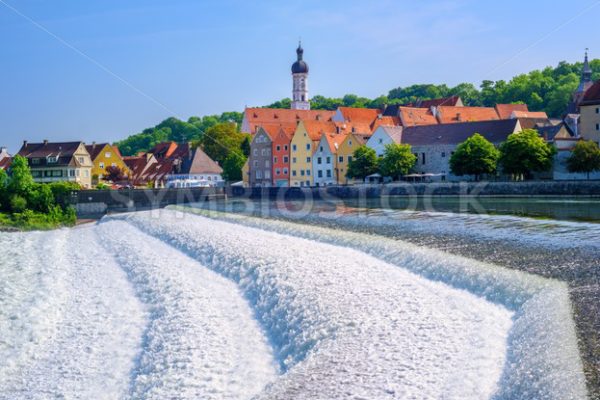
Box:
47;156;58;163
105;152;111;158
31;158;40;165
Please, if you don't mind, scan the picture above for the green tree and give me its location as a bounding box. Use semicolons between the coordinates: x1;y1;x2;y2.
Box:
222;151;247;182
347;146;379;181
566;140;600;179
499;129;556;179
8;155;34;196
0;169;7;211
196;122;245;165
240;135;251;157
379;143;416;180
449;133;500;180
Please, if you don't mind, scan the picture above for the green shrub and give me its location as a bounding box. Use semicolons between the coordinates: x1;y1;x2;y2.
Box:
49;181;80;207
10;195;27;213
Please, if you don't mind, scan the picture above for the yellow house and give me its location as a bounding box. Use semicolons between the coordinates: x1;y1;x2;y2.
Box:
85;143;130;182
335;132;371;184
289;120;337;187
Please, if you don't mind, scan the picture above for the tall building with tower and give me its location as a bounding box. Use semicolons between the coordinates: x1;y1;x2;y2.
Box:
291;42;310;110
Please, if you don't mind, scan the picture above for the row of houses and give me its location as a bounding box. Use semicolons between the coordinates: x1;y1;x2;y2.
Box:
0;140;223;189
242;101;571;186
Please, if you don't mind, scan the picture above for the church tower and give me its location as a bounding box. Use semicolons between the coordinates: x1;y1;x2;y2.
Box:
291;42;310;110
569;49;594;113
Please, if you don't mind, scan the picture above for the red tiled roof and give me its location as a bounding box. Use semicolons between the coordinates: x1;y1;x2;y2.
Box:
337;107;380;124
510;111;549;119
398;107;438;126
302;120;339;141
581;80;600;105
244;107;335;134
495;104;529;119
371;116;401;131
412;96;462;108
436;106;499;124
322;133;347;153
148;142;179;159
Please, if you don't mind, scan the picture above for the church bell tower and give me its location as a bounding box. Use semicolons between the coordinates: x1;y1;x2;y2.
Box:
291;42;310;110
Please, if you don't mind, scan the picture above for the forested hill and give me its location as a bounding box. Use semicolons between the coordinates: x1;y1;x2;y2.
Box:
116;59;600;156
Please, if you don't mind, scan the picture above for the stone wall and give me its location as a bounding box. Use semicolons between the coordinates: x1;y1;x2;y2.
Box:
230;181;600;200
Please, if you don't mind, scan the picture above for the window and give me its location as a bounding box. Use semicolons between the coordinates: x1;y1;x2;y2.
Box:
31;158;40;165
276;145;281;151
422;153;426;165
253;160;258;168
47;156;58;163
265;160;270;168
292;157;297;164
326;156;331;164
378;138;383;144
84;170;89;177
69;170;75;177
265;170;271;179
78;157;85;164
306;143;311;151
284;145;288;151
253;149;258;156
99;162;105;169
305;180;310;186
76;170;80;177
338;156;344;163
318;170;323;178
317;157;322;164
52;170;63;177
306;170;311;176
348;156;353;163
597;123;600;131
292;170;297;176
261;149;267;156
273;156;278;164
306;157;311;163
349;140;352;146
292;144;297;151
283;168;288;174
301;170;305;176
256;170;262;179
326;170;332;178
283;156;289;163
320;146;323;152
596;107;600;114
105;152;111;158
32;171;42;178
441;152;446;158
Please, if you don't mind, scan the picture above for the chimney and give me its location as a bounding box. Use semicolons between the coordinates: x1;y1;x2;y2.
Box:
456;113;462;122
377;114;382;120
23;140;28;148
316;114;322;121
336;126;341;134
43;139;48;146
92;141;96;149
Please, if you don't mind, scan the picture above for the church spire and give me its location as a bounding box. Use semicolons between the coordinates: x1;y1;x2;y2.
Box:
582;48;592;81
297;40;304;61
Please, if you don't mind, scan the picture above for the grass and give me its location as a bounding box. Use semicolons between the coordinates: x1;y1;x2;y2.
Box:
0;208;77;231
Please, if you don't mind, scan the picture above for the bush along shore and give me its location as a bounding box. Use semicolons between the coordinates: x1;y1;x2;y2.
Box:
0;155;78;231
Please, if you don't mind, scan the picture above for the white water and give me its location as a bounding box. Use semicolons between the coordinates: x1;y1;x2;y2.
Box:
0;208;589;399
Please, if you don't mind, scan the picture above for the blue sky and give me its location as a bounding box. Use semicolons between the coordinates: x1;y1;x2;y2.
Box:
0;0;599;152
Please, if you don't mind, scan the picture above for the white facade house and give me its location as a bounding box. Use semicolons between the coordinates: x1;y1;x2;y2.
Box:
312;134;340;187
366;126;403;156
166;147;223;187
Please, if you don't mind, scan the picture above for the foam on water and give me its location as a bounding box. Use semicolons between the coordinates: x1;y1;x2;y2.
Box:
168;206;589;399
110;209;515;399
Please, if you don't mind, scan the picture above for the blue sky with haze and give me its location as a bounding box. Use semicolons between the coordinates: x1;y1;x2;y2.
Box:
0;0;599;152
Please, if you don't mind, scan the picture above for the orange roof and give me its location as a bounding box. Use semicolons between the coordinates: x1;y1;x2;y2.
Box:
337;107;380;124
510;110;549;119
398;107;438;126
371;116;401;131
302;120;339;141
244;107;335;134
495;104;529;119
436;106;499;124
322;133;347;153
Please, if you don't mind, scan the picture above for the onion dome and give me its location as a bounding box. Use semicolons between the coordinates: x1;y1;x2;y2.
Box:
291;42;309;74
